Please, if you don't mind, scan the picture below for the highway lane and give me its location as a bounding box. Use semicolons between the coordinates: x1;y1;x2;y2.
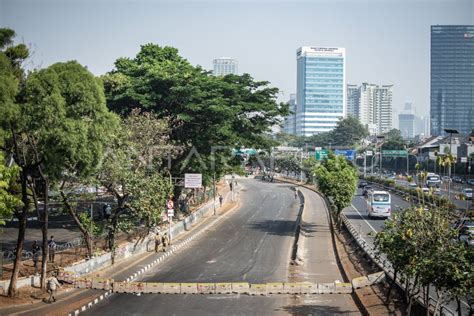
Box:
345;185;470;315
82;179;302;315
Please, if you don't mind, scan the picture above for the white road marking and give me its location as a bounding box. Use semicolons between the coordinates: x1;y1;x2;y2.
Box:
350;203;377;233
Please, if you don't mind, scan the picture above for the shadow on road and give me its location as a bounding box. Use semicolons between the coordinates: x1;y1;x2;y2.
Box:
246;220;297;236
280;303;358;315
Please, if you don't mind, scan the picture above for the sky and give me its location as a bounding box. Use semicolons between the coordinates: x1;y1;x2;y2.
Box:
1;0;473;128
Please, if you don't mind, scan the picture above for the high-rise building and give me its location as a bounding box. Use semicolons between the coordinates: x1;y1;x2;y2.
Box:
296;47;345;136
283;94;297;135
431;25;474;136
346;83;393;135
346;84;359;118
399;114;416;139
213;57;238;76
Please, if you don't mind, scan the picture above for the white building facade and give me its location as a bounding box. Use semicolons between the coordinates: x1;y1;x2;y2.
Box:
346;83;393;135
213;57;238;76
296;47;346;136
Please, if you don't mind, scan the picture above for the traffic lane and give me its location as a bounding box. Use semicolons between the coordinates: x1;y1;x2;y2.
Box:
82;179;299;316
140;180;298;283
344;189;410;247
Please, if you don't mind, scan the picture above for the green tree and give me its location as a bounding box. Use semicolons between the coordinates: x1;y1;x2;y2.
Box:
330;116;369;147
314;153;358;229
97;109;175;258
382;128;405;150
102;44;288;187
0;153;22;226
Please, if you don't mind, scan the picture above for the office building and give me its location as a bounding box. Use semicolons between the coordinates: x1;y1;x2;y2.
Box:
399;113;416;139
346;83;393;135
213;57;238;76
295;47;345;136
283;94;297;135
431;25;474;136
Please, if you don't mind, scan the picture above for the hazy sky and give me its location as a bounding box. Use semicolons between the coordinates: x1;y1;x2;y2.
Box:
1;0;473;128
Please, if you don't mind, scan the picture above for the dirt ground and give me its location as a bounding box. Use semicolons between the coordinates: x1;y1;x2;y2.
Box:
335;227;407;315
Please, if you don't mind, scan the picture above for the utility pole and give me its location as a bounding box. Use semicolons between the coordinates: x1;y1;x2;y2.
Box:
90;203;93;258
364;153;366;178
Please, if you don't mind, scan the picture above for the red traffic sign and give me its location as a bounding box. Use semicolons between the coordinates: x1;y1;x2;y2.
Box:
166;200;174;210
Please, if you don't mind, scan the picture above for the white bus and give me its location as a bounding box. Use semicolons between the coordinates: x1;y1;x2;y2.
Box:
367;190;391;219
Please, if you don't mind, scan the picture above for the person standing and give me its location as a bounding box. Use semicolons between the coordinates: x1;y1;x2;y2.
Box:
48;236;57;263
32;240;40;274
218;194;223;207
162;232;168;252
47;275;61;303
154;230;162;253
294;188;299;199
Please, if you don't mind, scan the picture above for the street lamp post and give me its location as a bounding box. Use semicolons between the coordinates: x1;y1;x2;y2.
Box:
444;128;459;200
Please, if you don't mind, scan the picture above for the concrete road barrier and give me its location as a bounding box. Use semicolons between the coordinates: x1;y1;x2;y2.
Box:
144;282;164;294
58;271;76;284
283;282;302;294
318;283;336;294
92;278;113;291
266;282;284;294
334;282;353;294
180;283;198;294
127;282;146;294
367;271;385;285
75;277;92;289
197;283;216;294
231;282;250;294
300;282;318;294
351;276;370;289
249;284;267;296
113;282;128;293
162;282;181;294
215;282;233;294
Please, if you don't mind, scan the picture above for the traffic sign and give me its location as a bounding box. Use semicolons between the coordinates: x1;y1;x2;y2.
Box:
461;157;468;163
366;151;373;156
382;150;407;157
185;173;202;188
167;209;174;217
315;150;329;161
334;149;356;161
166;199;174;210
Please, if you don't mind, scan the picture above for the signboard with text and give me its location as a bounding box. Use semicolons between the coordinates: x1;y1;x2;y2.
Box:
382;150;408;157
334;149;356;161
184;173;202;188
315;150;329;161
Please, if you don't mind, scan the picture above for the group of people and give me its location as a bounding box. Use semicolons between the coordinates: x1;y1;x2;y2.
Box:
31;236;57;275
154;230;170;253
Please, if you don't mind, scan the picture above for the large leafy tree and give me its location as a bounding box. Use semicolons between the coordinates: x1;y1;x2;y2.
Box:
314;153;358;229
330;116;369;147
102;44;288;186
97;109;175;258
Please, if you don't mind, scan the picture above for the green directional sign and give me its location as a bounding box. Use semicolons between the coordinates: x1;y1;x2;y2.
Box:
315;150;329;161
382;150;408;157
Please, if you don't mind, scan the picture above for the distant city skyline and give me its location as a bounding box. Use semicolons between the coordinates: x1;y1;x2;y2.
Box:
1;0;472;128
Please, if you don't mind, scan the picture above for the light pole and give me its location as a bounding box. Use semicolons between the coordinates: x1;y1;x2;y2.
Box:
444;128;459;200
376;136;385;178
213;172;216;216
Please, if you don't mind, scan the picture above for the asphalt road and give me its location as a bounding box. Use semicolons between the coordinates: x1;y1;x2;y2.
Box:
82;179;303;316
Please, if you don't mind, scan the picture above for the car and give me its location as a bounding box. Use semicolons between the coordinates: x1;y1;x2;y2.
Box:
467;179;474;186
363;185;373;198
442;176;451;182
358;180;368;188
408;183;418;189
421;187;430;194
462;188;473;200
452;176;463;183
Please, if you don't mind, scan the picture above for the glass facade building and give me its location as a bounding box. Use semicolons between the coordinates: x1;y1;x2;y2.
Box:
431;25;474;136
213;57;238;76
296;47;345;136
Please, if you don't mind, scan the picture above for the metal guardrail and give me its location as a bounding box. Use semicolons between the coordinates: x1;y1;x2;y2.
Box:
341;213;456;316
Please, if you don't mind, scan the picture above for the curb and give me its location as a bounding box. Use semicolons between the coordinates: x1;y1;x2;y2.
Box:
68;188;242;316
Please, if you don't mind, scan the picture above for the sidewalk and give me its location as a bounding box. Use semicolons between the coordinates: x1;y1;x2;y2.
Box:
0;181;239;316
284;181;360;315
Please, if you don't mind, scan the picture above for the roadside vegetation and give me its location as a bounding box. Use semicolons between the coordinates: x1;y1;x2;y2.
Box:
0;28;286;297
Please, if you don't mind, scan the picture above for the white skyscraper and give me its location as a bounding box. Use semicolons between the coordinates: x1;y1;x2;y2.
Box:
346;83;393;135
296;47;346;136
213;57;238;76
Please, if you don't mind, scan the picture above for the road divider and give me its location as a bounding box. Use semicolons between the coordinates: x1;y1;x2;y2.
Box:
64;277;384;295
